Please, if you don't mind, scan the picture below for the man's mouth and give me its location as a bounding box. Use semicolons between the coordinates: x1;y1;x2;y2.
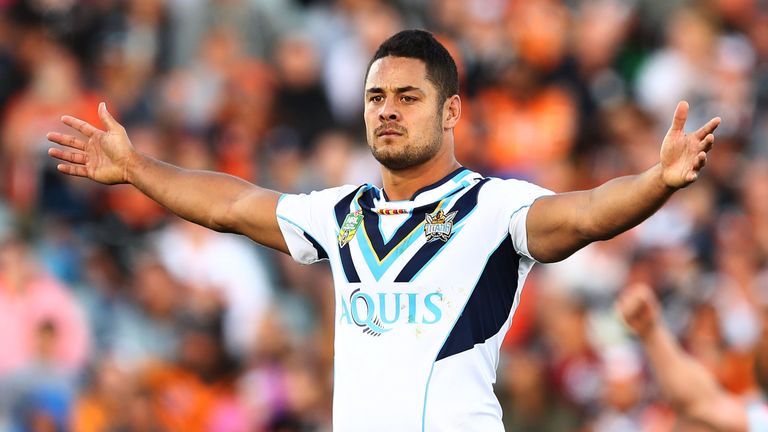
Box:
379;130;402;137
376;125;406;137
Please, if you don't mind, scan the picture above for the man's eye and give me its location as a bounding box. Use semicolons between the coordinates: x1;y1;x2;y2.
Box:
370;95;383;102
401;96;416;103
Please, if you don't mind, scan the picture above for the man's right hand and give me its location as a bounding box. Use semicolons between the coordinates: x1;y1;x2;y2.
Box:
46;101;288;253
617;283;661;339
47;102;136;185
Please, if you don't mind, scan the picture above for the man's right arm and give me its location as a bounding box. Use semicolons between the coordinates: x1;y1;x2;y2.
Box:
617;285;749;431
125;154;287;252
47;102;288;253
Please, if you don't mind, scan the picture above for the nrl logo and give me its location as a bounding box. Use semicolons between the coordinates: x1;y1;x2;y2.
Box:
424;209;457;243
338;210;364;248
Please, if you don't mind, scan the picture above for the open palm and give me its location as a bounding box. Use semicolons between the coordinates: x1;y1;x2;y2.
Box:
660;101;721;189
47;102;134;185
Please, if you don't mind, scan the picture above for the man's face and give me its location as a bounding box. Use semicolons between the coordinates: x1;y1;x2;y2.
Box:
364;56;444;171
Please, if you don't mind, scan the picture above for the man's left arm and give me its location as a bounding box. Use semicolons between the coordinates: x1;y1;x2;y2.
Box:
526;101;720;263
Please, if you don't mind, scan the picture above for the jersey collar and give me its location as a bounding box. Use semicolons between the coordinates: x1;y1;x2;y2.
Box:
374;167;476;209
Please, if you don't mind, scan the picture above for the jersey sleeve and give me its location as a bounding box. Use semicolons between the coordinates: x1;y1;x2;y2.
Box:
500;179;554;260
276;185;359;265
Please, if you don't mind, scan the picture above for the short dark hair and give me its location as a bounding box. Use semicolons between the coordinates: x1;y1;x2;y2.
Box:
366;29;459;105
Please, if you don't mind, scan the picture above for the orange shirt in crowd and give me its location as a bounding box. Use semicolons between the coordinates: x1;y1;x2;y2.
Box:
106;185;167;230
71;395;112;432
141;363;245;432
477;86;576;176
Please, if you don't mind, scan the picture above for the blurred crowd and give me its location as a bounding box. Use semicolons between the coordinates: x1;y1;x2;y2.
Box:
0;0;767;431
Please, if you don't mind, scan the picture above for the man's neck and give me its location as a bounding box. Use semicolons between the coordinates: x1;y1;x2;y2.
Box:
380;156;461;201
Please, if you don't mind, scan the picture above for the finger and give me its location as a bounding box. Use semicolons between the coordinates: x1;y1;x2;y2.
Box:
62;116;100;137
618;296;637;318
98;102;124;133
56;163;88;178
627;282;649;294
695;151;707;170
618;289;641;315
700;133;715;152
46;132;86;151
627;293;644;314
694;117;721;140
48;147;88;165
628;283;652;307
669;101;689;132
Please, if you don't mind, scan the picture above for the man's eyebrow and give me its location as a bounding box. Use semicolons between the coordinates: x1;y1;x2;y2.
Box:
365;86;424;94
395;86;423;94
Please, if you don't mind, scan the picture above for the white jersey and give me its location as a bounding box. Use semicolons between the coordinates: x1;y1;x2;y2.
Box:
276;168;552;432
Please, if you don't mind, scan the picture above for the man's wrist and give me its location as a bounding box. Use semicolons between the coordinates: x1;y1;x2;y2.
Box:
123;150;143;185
653;163;681;193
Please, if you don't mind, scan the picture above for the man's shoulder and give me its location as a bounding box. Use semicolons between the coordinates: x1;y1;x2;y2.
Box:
481;175;546;189
282;184;364;204
477;176;554;207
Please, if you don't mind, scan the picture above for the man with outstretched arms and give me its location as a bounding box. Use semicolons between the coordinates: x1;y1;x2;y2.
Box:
48;30;720;431
618;284;768;431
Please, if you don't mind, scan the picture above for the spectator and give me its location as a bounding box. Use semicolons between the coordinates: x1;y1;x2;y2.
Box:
272;33;335;153
155;220;273;359
142;311;247;432
0;235;90;376
475;58;577;181
617;284;768;431
0;320;77;432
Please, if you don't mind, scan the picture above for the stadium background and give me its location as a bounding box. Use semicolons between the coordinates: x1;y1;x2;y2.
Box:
0;0;767;430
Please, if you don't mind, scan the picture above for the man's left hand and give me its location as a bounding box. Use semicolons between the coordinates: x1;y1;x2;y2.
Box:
660;101;721;189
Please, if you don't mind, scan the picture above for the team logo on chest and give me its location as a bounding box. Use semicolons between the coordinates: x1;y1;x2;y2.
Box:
424;209;458;243
338;210;364;248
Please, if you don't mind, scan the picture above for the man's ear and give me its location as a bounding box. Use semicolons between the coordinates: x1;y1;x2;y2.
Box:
443;95;461;130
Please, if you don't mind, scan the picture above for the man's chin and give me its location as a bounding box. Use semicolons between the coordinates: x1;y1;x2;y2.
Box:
370;136;441;171
371;149;415;171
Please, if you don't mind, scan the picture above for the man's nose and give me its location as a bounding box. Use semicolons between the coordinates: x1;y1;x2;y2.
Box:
378;98;400;122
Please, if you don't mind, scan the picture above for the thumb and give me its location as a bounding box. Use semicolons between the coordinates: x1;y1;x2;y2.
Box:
98;102;123;133
669;100;689;132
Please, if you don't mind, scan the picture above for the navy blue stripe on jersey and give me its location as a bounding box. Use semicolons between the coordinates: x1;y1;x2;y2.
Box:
339;247;360;282
380;167;468;201
394;178;489;282
302;232;328;260
335;186;364;283
407;167;467;200
335;187;363;227
435;235;520;361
